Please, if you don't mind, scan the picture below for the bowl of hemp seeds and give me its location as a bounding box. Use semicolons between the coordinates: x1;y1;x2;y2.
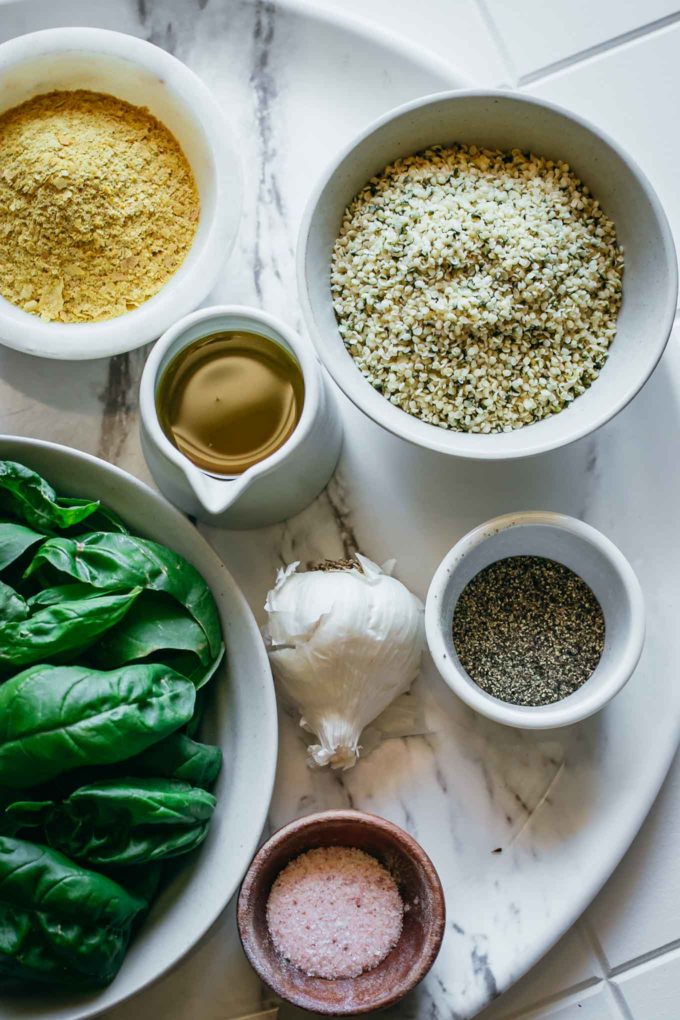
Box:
425;511;645;729
298;90;677;460
0;28;242;359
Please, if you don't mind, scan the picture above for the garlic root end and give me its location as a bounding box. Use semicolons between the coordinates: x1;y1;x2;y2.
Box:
307;742;362;771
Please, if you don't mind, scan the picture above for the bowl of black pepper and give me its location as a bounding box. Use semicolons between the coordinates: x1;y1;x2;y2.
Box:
425;511;645;729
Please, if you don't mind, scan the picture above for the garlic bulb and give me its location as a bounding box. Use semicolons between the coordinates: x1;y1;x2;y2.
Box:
263;555;425;770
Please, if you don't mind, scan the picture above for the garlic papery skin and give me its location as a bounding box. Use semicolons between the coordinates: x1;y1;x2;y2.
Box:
263;555;425;770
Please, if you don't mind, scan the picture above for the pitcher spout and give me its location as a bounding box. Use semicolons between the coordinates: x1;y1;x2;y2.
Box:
182;462;250;517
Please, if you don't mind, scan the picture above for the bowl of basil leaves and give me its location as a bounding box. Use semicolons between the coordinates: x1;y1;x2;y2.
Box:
0;435;278;1018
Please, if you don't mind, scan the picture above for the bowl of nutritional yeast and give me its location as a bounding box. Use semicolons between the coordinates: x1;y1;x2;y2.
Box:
299;90;678;459
425;512;645;728
0;28;241;359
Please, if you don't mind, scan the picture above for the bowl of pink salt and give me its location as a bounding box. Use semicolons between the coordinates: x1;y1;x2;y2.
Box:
237;809;445;1015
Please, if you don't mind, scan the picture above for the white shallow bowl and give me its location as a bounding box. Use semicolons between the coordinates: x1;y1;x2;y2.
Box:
298;90;678;459
0;28;242;360
425;511;645;729
0;435;278;1020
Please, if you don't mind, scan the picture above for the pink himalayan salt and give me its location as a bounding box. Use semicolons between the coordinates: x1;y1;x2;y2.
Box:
266;845;404;979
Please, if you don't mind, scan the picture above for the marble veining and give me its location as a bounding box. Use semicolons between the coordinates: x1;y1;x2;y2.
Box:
0;1;678;1018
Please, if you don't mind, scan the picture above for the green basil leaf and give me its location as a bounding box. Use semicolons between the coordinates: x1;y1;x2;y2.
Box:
0;588;142;671
26;532;222;670
58;498;129;535
0;581;27;623
105;861;163;907
0;663;196;788
192;644;225;690
0;521;43;573
141;646;224;689
40;779;216;867
27;582;101;609
0;788;32;836
28;734;221;795
123;733;222;789
5;800;52;829
90;592;211;671
0;462;98;533
184;687;207;739
0;837;145;986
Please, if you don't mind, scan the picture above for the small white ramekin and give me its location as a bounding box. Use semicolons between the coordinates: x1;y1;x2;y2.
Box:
425;512;645;729
0;28;242;360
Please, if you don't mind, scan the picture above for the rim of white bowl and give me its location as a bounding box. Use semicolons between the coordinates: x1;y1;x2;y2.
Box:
425;511;646;729
0;28;242;360
297;88;679;460
273;0;473;90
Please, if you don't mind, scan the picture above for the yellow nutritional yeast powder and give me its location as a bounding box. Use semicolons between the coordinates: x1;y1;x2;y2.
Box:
0;89;200;323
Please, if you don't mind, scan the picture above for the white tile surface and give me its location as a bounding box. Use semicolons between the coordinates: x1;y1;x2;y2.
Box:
614;948;680;1019
585;750;680;969
309;0;509;85
516;986;620;1019
482;0;679;78
478;926;601;1019
526;23;680;268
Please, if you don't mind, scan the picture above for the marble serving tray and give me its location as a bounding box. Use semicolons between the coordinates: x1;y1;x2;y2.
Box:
0;1;679;1018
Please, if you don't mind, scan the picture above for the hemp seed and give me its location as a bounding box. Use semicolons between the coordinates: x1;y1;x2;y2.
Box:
331;144;624;433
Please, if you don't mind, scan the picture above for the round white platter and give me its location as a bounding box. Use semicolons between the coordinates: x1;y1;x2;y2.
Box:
0;1;678;1019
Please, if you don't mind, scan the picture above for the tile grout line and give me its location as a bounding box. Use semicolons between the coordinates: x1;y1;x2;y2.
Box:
581;915;612;976
496;977;604;1020
608;935;680;977
491;920;610;1020
607;981;635;1020
580;918;628;1015
471;0;520;88
518;9;680;86
578;916;655;1020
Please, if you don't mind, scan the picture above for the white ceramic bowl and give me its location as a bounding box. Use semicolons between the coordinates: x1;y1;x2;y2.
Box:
298;90;678;459
425;512;645;729
0;435;277;1020
0;28;242;360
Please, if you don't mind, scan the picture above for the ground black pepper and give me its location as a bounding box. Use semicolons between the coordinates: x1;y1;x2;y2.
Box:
451;555;605;707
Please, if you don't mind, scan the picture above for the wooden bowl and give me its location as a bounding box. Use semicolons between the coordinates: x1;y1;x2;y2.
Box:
237;809;445;1015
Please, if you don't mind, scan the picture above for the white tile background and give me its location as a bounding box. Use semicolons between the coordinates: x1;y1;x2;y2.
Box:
313;1;680;1016
479;0;680;80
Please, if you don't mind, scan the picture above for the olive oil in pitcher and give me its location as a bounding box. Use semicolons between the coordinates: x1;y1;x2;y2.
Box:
157;330;305;476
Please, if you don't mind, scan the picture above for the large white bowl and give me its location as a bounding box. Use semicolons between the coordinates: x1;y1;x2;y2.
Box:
0;435;278;1020
0;29;242;360
298;90;678;459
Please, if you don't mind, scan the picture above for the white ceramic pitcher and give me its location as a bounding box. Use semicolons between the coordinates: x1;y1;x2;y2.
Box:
140;305;342;528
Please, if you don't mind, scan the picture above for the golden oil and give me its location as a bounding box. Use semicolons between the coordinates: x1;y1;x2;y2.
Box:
157;330;305;476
